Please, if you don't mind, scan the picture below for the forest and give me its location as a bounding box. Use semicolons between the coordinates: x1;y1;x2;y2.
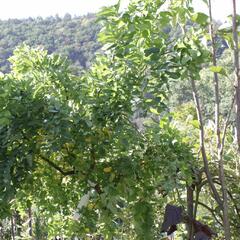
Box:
0;13;100;73
0;0;240;239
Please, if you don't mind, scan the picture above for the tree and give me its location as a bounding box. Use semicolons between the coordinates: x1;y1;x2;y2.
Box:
0;40;193;239
1;0;239;238
168;0;239;238
208;0;231;238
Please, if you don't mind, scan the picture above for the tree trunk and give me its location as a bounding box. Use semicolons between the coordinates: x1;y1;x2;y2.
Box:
232;0;240;151
208;0;231;238
0;221;3;239
28;207;33;238
10;215;15;240
191;77;222;206
187;185;194;240
14;211;22;238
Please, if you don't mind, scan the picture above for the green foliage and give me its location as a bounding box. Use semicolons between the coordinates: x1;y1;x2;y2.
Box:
209;65;227;76
191;12;209;26
0;14;100;73
0;39;193;238
0;0;239;238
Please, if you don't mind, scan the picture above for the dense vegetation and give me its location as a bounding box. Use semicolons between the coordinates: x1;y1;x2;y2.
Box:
0;13;100;73
0;0;240;239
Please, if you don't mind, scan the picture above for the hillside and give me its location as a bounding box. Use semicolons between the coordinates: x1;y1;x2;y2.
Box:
0;13;101;73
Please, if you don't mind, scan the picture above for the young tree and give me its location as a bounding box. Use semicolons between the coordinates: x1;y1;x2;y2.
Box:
208;0;231;238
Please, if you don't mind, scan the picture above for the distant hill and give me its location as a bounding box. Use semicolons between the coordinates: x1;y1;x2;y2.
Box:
0;13;101;74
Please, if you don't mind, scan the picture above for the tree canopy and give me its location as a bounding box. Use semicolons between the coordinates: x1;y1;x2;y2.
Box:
0;14;100;73
0;0;240;239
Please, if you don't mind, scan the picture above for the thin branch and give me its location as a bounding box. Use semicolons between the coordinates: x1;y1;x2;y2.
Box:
228;190;240;220
209;0;231;236
212;179;240;222
191;77;222;206
200;176;240;223
39;154;75;176
123;114;147;140
193;186;200;219
220;94;236;154
195;201;223;227
21;130;77;176
208;0;220;146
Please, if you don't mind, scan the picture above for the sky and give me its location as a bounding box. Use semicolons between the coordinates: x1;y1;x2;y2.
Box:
0;0;239;21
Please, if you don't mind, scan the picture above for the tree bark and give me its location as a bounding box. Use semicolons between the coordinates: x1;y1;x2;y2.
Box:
187;185;194;240
10;215;15;240
14;211;22;238
208;0;231;238
232;0;240;151
28;207;33;238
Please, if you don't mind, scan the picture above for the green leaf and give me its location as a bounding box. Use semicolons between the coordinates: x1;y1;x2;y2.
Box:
0;117;10;126
192;12;208;25
97;6;117;18
150;108;159;115
209;66;227;76
144;47;160;57
191;119;199;129
167;71;181;79
201;0;209;6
